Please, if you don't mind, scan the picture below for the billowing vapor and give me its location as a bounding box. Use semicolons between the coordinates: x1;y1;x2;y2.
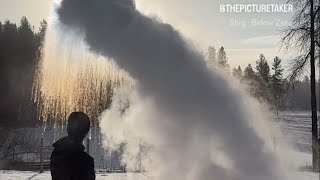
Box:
57;0;285;179
32;5;131;124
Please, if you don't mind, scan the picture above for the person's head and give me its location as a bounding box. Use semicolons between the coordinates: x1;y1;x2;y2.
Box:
67;112;90;140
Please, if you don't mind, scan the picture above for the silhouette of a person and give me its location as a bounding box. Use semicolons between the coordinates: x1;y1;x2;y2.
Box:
50;112;95;180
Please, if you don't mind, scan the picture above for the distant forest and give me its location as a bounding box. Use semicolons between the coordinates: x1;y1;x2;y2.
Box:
0;17;46;128
285;77;319;110
0;17;316;128
205;46;319;111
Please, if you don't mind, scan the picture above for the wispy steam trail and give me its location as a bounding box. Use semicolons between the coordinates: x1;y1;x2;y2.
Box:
57;0;283;179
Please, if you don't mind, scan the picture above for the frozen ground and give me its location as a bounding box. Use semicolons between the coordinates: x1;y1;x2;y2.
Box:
0;170;317;180
0;171;151;180
0;111;319;179
279;111;312;153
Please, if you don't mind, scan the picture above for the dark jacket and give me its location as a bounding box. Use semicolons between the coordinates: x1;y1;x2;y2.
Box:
50;136;95;180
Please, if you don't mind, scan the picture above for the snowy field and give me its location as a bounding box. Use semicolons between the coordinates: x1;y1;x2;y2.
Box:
0;170;317;180
0;111;319;179
277;111;319;180
279;111;313;154
0;171;150;180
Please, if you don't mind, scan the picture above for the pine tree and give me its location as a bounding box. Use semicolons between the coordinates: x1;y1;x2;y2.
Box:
206;46;216;67
37;20;47;45
256;54;270;84
232;67;237;77
217;46;230;72
232;65;242;79
35;20;47;64
237;65;242;78
243;63;260;99
18;17;34;38
243;60;272;102
243;63;255;80
271;56;284;111
255;54;272;102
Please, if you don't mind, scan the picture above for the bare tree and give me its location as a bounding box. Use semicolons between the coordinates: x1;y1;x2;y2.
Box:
281;0;320;171
0;129;40;161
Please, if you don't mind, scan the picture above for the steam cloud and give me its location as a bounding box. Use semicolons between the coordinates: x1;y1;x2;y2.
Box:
57;0;284;179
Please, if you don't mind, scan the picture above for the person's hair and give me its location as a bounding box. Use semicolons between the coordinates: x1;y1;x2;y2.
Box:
67;112;90;139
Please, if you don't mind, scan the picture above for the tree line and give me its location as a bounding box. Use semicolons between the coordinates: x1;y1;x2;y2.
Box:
0;17;47;128
205;45;319;111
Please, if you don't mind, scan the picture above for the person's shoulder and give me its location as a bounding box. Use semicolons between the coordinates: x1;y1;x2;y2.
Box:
77;151;94;169
52;136;68;148
80;151;94;162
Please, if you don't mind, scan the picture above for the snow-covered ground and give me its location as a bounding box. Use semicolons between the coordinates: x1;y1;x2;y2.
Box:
0;171;150;180
0;111;319;179
287;171;319;180
276;111;319;180
0;170;317;180
279;111;312;153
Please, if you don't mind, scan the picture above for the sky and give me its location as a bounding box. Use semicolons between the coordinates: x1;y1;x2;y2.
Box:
0;0;296;71
0;0;51;28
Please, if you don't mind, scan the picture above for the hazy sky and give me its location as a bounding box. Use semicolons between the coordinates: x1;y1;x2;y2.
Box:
135;0;295;70
0;0;51;28
0;0;295;70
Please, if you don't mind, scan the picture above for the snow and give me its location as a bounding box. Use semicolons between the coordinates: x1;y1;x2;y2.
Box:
0;170;317;180
288;171;319;180
0;171;150;180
